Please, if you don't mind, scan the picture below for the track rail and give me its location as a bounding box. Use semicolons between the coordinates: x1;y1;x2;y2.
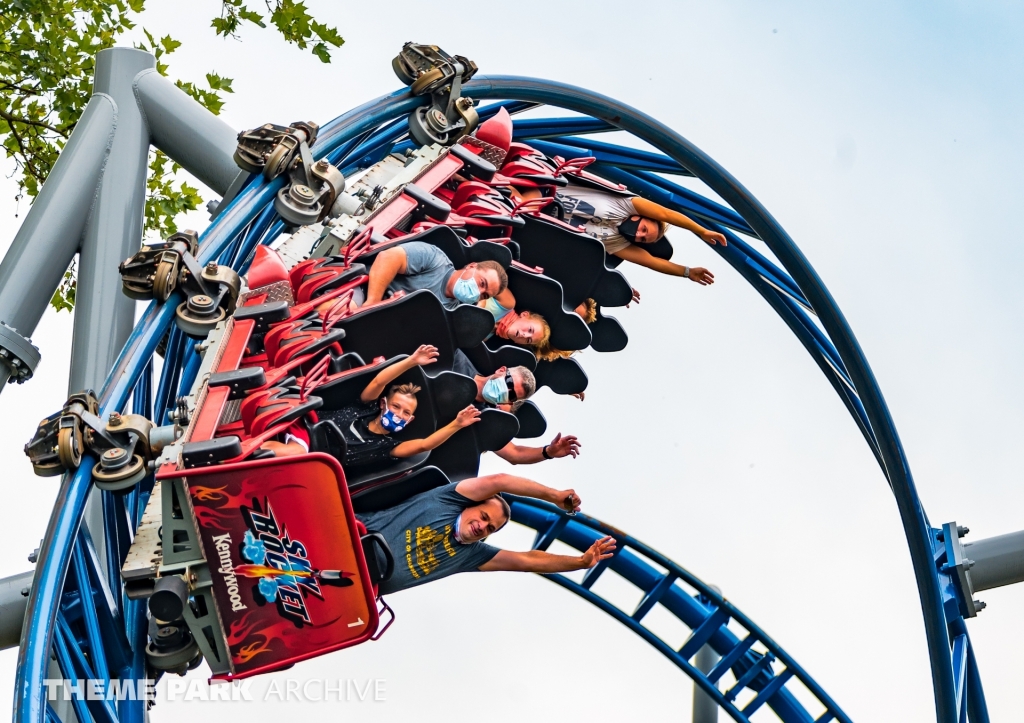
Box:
509;497;850;723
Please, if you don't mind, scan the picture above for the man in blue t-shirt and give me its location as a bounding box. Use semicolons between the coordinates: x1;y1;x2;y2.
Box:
357;474;615;595
364;241;508;310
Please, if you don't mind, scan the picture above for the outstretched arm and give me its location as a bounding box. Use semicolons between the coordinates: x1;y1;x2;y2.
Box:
492;433;581;465
479;537;616;572
455;473;580;513
391;406;480;458
631;197;727;246
360;344;439;402
612;245;715;285
365;247;409;304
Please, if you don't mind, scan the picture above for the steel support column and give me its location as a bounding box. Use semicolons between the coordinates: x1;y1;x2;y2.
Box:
134;69;240;196
0;95;116;388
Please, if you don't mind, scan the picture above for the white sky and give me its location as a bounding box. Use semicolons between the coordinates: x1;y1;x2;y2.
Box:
1;2;1023;721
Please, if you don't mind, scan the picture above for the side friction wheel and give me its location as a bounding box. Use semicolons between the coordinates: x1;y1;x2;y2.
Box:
175;301;227;338
56;425;83;470
152;259;178;303
92;454;147;492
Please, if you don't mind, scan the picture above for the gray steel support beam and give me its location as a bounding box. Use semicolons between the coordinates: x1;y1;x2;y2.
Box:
692;643;720;723
68;48;154;394
693;586;721;723
134;68;240;195
0;94;116;388
70;48;154;586
965;530;1024;592
0;571;33;650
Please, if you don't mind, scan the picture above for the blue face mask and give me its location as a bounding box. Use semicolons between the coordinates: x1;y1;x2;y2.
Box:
379;407;408;433
481;376;509;405
452;272;482;304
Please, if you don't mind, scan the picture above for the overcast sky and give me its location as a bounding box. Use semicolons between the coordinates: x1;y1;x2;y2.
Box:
1;2;1023;721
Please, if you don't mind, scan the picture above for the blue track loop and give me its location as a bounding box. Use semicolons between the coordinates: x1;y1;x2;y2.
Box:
15;76;969;723
510;497;852;723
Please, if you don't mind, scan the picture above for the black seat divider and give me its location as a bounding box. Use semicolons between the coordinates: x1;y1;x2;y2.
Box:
360;532;395;584
308;420;347;462
233;300;291;333
532;357;588;396
589;308;628;352
449;305;496;350
182;436;243;468
208;367;267;400
513;401;547;439
465;343;536;376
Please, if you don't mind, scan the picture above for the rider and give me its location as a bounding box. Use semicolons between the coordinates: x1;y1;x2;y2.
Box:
263;345;480;472
356;473;616;595
516;184;726;285
364;240;507;309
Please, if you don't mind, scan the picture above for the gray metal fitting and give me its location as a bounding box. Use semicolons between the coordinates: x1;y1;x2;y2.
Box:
0;322;40;384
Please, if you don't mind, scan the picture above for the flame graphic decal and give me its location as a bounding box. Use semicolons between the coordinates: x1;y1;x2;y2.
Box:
234;635;273;664
190;485;228;502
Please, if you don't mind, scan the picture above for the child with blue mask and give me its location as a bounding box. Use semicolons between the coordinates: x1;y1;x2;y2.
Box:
265;345;482;472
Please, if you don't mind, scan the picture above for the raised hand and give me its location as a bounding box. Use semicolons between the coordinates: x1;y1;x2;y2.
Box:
628;287;641;307
547;432;581;459
410;344;439;366
581;536;617;568
553;488;581;513
454;405;482;428
701;229;728;246
688;267;715;286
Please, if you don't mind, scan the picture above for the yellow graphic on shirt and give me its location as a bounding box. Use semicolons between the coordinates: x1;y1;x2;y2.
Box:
404;524;457;581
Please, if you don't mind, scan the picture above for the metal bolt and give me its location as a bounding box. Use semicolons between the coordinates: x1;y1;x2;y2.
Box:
28;548;38;563
316;158;330;171
957;525;970;538
964;559;975;570
205;262;218;273
108;412;122;426
0;349;7;357
974;600;987;612
10;358;19;367
20;588;29;597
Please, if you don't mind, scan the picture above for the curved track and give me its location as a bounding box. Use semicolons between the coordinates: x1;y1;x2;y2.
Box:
14;77;982;723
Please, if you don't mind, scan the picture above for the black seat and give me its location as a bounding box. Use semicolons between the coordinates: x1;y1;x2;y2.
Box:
428;408;519;481
506;266;591;352
330;290;492;372
462;343;536;377
512;400;547;439
308;419;347;461
532;357;588;396
512;215;633;308
346;452;430;491
328;350;365;374
356;225;513;272
589;306;628;352
351;465;451;513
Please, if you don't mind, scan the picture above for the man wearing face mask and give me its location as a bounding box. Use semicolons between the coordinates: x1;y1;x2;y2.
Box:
265;345;480;472
364;241;508;310
356;472;616;595
449;362;582;465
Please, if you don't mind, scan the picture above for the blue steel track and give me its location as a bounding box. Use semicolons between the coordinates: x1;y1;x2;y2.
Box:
13;77;982;723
